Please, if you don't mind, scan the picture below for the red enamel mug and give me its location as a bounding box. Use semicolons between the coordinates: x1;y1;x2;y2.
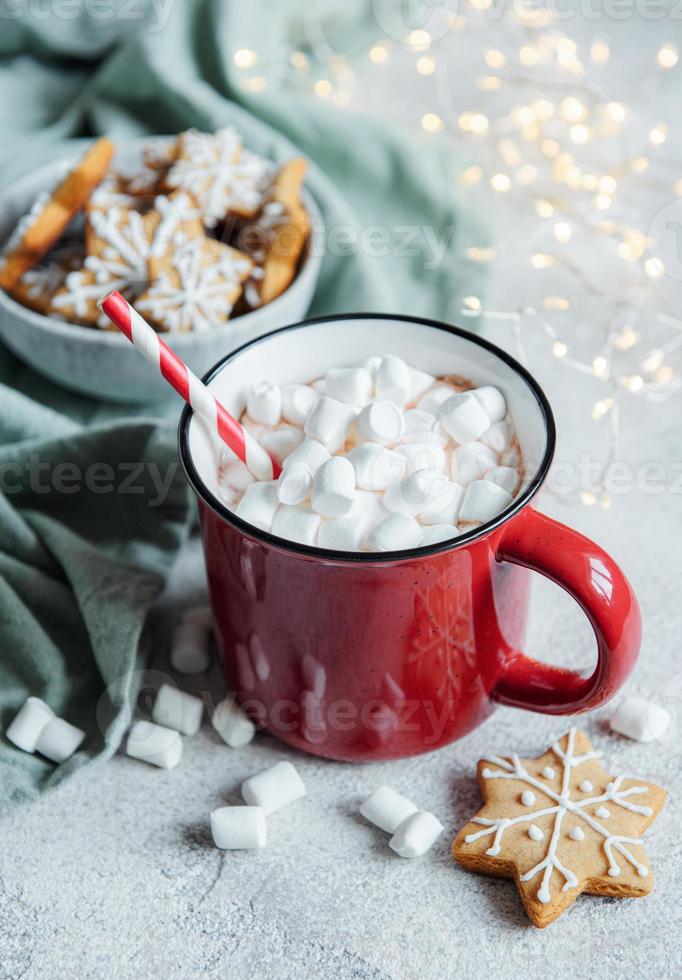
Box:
179;315;641;762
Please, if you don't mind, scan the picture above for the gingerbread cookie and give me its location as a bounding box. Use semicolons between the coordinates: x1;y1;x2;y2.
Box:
137;232;252;332
9;243;84;315
0;137;113;291
165;127;273;227
453;728;666;927
240;158;310;308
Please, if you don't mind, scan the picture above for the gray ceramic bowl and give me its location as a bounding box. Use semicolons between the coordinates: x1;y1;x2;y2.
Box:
0;138;323;403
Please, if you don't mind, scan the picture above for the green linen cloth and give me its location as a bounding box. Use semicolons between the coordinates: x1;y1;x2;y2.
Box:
0;0;487;811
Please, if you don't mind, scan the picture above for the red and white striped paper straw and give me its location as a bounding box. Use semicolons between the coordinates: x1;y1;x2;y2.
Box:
100;291;280;481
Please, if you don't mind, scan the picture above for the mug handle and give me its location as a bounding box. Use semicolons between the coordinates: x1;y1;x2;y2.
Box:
492;507;641;714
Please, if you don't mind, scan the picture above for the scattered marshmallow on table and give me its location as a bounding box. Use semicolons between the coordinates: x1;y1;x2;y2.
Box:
439;392;491;444
304;396;357;452
211;695;256;748
360;785;419;834
152;683;204;736
323;367;373;407
6;697;54;753
389;810;444;858
281;383;319;425
312;456;356;517
241;760;306;815
272;503;321;546
34;717;85;764
210;806;267;849
171;615;211;675
247;380;282;426
459;480;513;524
126;719;183;770
356;400;404;446
610;695;671;742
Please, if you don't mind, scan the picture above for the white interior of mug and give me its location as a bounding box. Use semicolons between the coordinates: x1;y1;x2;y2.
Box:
187;317;551;523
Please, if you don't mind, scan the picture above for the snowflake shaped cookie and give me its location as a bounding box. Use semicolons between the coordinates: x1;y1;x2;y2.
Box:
165;128;273;226
453;728;666;927
137;234;252;332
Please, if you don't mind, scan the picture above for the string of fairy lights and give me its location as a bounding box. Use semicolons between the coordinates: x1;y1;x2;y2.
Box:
231;4;682;507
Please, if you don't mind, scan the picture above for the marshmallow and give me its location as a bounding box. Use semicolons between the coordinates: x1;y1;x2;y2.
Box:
421;524;460;545
459;480;513;524
347;442;406;491
486;465;520;495
396;441;446;474
323;367;373;407
501;446;520;468
281;383;319;425
471;385;507;424
416;384;454;415
247;380;282;426
318;513;371;551
360;785;419;834
6;697;54;753
211;695;256;748
34;716;85;764
259;425;304;465
359;355;381;381
126;720;183;770
210;806;267;849
375;355;411;406
241;760;306;815
277;462;312;505
408;367;436;402
304;396;357;452
480;419;513;454
389;810;444;858
439;392;491;444
350;489;390;530
312;457;356;517
152;683;204;736
235;481;279;532
384;469;450;517
451;442;497;486
609;695;671;742
171;617;211;675
402;408;438;435
420;481;465;526
356;400;404;446
283;437;331;475
220;459;254;494
366;513;423;552
272;503;322;546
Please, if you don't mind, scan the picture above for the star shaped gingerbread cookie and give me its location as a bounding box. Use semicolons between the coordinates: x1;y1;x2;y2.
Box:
453;728;666;927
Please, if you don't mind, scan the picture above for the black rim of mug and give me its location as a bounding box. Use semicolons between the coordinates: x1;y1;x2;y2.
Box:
178;313;557;564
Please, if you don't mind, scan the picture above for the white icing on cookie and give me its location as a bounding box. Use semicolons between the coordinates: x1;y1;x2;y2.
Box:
579;779;593;793
595;806;610;819
464;728;654;905
542;766;555;779
166;128;273;227
528;824;544;842
569;826;585;842
521;790;536;807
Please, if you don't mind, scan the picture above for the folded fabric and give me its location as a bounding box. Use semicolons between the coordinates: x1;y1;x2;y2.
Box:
0;0;488;812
